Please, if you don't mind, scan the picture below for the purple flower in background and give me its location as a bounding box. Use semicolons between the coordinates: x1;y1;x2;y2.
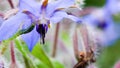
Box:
83;8;120;46
0;0;81;51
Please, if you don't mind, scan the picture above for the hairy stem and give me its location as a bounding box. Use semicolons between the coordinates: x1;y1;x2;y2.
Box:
79;24;90;56
10;41;17;68
52;23;60;57
73;29;79;60
10;41;15;63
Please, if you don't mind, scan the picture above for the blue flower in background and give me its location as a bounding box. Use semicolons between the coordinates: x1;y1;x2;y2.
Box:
0;0;81;51
83;8;120;46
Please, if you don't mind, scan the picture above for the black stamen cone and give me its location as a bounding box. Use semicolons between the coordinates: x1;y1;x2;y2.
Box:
42;36;45;44
36;24;47;44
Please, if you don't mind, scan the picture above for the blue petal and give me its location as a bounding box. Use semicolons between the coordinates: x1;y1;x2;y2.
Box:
46;0;74;17
19;0;40;17
21;27;40;51
66;15;81;23
50;11;67;23
0;13;30;41
22;18;32;29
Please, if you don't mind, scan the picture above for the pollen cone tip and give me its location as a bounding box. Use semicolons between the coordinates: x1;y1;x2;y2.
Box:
42;0;48;8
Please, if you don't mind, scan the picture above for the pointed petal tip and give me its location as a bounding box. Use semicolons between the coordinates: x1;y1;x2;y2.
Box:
21;27;40;51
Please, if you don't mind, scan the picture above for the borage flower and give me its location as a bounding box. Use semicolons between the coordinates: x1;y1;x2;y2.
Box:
0;0;81;51
83;8;120;46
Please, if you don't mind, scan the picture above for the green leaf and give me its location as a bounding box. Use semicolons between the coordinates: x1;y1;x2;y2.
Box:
23;56;35;68
97;39;120;68
33;59;48;68
52;60;64;68
14;39;35;68
14;39;29;56
32;43;54;68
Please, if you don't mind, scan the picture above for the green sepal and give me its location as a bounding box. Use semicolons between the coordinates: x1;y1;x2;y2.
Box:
19;24;35;34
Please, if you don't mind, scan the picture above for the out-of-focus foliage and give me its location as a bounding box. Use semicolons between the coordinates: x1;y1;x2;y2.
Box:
84;0;106;7
97;39;120;68
112;13;120;23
